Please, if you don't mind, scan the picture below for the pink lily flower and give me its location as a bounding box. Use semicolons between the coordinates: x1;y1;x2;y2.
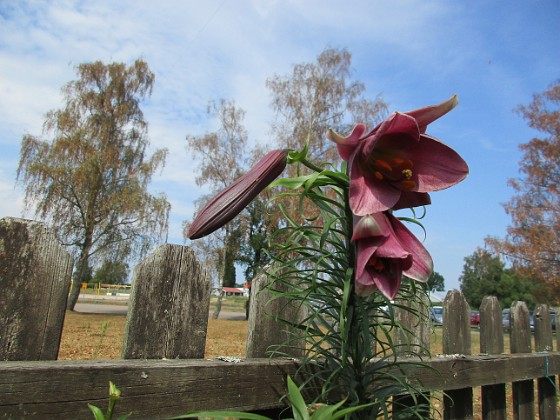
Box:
327;96;469;215
188;149;288;239
352;212;432;299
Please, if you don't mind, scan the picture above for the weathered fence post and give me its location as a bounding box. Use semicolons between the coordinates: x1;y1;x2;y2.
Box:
395;290;431;357
442;290;473;420
122;244;211;359
0;217;73;361
479;296;506;420
392;289;431;417
510;301;534;420
534;304;557;420
246;269;307;358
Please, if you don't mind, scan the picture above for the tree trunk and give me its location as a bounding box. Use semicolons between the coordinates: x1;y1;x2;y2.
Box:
212;293;223;319
66;253;90;310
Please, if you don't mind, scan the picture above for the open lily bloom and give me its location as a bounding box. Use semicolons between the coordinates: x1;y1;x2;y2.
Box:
327;96;469;215
188;149;288;239
352;212;432;299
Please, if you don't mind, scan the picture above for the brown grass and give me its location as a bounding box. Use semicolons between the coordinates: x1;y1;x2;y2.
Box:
58;311;248;360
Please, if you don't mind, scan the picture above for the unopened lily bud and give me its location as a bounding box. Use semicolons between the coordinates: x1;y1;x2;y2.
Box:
188;149;288;239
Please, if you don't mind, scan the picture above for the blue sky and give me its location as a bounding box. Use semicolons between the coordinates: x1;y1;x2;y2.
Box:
1;1;559;291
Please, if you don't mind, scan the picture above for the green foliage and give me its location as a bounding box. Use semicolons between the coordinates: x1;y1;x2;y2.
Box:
178;376;375;420
237;198;273;284
17;59;170;310
260;150;432;418
222;237;237;288
425;271;445;292
92;261;129;285
459;248;538;309
88;382;130;420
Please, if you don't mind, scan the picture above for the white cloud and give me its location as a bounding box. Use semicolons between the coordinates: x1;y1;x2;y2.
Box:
1;0;558;288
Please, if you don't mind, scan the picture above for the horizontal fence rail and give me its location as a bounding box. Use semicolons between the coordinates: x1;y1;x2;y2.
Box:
1;218;559;419
1;354;559;418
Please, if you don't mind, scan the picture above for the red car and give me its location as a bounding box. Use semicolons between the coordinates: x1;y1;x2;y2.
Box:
470;310;480;326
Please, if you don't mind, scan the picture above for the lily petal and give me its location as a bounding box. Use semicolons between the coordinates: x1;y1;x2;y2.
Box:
405;95;458;133
349;157;401;215
373;259;408;299
362;112;419;157
413;134;469;192
351;213;390;241
387;213;433;282
355;270;378;297
392;191;431;211
326;124;367;161
354;237;383;279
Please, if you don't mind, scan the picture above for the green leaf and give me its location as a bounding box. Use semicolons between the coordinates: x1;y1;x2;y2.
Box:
287;143;309;164
87;404;106;420
397;216;427;240
329;401;378;419
308;399;346;419
287;376;310;420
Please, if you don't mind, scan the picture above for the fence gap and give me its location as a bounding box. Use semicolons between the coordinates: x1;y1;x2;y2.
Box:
510;301;535;419
534;304;557;419
0;217;73;361
122;244;211;359
442;290;473;420
479;296;506;420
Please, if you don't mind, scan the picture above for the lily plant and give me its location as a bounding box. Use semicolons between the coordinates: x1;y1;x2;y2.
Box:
188;96;468;418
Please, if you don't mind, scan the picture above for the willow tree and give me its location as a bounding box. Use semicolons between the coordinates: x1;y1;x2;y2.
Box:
487;80;560;303
17;59;170;310
267;47;388;169
266;48;388;224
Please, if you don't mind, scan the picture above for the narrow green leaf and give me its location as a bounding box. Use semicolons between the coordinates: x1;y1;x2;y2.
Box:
287;376;310;420
87;404;106;420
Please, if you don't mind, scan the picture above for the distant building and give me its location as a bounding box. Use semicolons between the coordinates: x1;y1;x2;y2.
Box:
220;287;247;297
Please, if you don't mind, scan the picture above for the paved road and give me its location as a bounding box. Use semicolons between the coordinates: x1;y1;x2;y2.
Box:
75;302;128;315
74;302;246;320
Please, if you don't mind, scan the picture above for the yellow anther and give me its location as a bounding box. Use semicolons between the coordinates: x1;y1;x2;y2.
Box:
402;169;413;179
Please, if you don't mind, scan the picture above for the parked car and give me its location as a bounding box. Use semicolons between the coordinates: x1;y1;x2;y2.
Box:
470;310;480;326
430;306;443;325
502;308;554;332
502;308;510;330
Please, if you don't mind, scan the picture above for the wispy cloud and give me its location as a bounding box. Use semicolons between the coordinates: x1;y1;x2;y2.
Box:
0;0;558;290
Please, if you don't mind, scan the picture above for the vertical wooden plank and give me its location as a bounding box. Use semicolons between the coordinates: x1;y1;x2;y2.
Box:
479;296;506;420
534;304;557;420
442;290;473;420
122;244;211;359
510;301;535;420
392;289;431;417
0;217;73;361
246;269;306;358
395;290;431;357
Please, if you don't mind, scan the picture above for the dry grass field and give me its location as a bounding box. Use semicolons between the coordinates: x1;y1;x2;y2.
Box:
58;311;248;360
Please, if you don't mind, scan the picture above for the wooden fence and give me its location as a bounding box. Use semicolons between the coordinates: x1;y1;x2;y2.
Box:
0;217;558;419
